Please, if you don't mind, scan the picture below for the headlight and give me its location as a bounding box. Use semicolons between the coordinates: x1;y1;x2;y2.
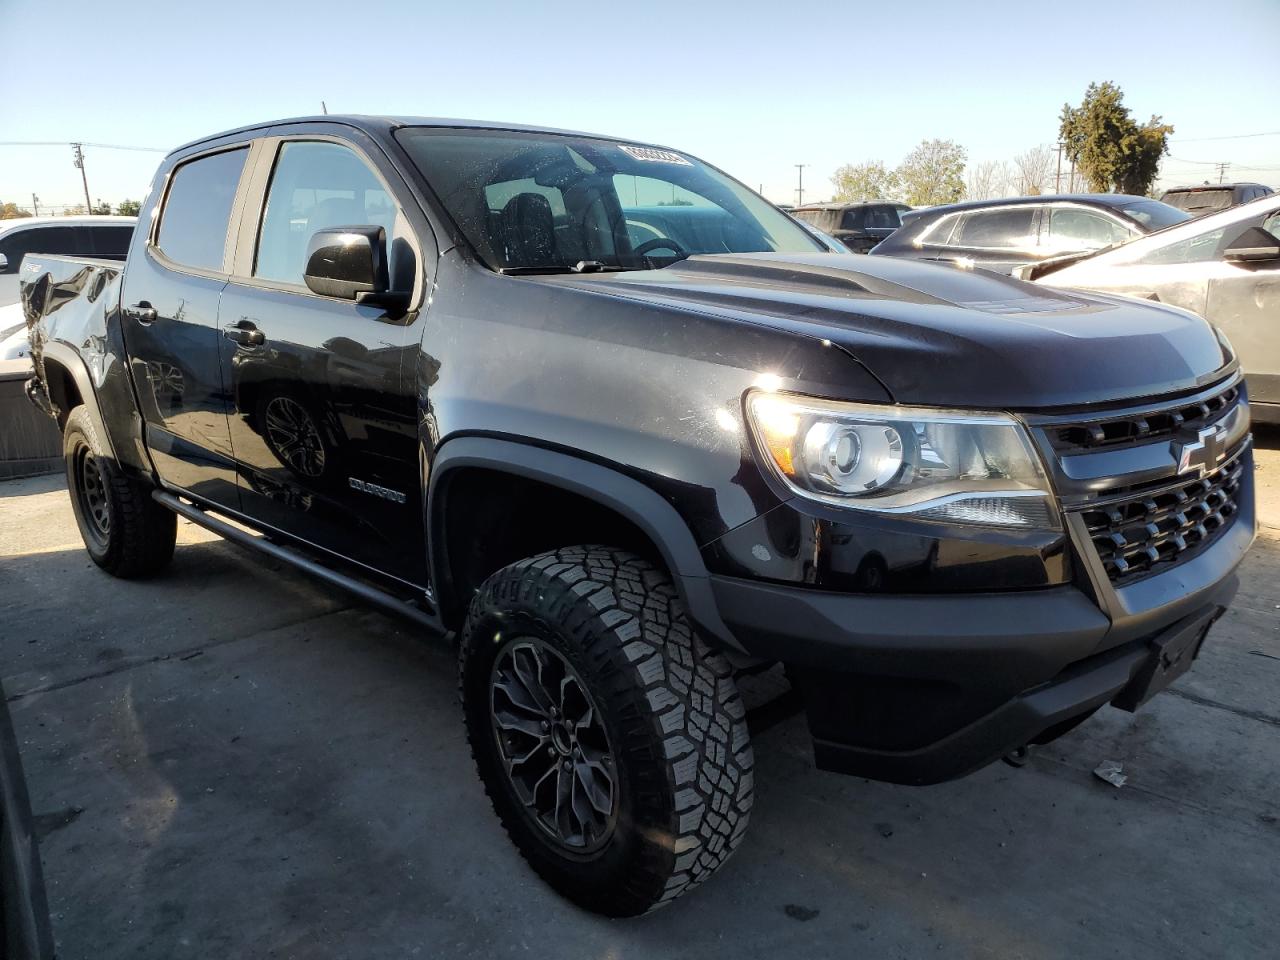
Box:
745;391;1059;529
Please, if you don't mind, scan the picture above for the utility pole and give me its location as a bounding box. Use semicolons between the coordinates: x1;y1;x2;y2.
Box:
795;164;807;207
72;143;91;212
32;193;39;216
1055;143;1064;193
1215;161;1230;184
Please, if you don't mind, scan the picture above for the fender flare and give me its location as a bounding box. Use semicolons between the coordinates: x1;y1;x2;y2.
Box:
427;436;741;652
34;340;118;461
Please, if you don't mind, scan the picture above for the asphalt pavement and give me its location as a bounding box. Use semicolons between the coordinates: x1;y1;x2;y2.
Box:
1;432;1277;959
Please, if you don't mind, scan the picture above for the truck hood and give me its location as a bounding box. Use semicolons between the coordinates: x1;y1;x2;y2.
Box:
548;253;1231;409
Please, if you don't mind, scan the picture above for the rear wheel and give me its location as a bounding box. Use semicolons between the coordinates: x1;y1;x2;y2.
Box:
459;546;754;916
64;406;176;578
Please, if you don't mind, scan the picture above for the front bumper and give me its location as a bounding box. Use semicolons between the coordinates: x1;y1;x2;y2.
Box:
710;457;1254;784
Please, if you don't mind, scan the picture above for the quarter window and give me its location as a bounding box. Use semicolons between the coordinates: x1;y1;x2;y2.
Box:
156;148;248;271
255;141;400;287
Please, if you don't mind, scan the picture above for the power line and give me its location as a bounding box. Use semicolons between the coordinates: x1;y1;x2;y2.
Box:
1169;131;1280;143
0;140;166;152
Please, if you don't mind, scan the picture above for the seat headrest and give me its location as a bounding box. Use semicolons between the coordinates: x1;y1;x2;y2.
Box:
499;193;556;265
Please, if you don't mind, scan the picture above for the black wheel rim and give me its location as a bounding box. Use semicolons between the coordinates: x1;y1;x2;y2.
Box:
74;444;110;546
490;638;617;853
263;396;325;477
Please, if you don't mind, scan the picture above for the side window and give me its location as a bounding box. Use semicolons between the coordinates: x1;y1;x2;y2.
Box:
156;148;248;271
954;208;1036;249
840;208;862;230
255;141;400;287
87;225;134;258
1045;208;1131;250
0;227;77;271
1263;211;1280;238
1138;228;1227;265
863;206;899;229
920;212;962;246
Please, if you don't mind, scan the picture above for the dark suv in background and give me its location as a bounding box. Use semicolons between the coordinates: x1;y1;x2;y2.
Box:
791;201;911;253
1160;183;1274;218
871;194;1189;274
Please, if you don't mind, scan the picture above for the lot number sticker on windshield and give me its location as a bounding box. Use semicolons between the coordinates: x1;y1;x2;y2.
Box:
619;145;692;166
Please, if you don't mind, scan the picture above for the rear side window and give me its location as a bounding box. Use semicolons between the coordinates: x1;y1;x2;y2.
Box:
87;225;134;258
156;148;248;271
840;208;862;230
863;206;902;229
954;208;1036;248
0;226;79;272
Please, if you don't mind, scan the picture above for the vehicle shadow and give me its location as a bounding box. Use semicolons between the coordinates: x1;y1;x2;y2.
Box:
2;525;1277;958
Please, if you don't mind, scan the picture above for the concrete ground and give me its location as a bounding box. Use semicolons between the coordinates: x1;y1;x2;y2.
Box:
2;433;1278;960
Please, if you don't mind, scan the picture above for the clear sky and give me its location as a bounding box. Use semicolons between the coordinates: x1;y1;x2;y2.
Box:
2;0;1278;211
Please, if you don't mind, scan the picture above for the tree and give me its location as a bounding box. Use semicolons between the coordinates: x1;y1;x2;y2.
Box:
966;161;1009;201
115;199;142;216
90;201;113;215
1060;81;1173;195
831;160;900;202
896;139;966;206
1;201;33;220
1013;146;1055;195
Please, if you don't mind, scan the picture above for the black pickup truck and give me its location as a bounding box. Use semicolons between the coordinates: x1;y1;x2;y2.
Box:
20;115;1256;917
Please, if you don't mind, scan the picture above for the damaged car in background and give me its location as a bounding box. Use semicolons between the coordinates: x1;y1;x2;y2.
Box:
18;114;1256;916
1020;194;1280;423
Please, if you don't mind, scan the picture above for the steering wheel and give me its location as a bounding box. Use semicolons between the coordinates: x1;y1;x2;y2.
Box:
633;237;687;258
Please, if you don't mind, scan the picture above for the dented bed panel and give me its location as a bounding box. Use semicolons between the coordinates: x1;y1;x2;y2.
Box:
21;255;152;474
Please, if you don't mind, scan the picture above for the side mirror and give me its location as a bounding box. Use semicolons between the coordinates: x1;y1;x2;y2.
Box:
0;253;9;272
1223;226;1280;263
304;226;389;299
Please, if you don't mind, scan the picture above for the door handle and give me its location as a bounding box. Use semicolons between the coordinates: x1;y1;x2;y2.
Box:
223;319;265;346
127;301;158;324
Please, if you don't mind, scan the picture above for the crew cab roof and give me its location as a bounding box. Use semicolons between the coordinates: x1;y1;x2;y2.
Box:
169;114;653;157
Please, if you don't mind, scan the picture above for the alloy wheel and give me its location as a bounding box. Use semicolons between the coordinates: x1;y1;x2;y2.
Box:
489;638;617;853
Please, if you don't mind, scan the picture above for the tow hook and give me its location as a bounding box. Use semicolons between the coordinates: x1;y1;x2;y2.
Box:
1002;745;1033;769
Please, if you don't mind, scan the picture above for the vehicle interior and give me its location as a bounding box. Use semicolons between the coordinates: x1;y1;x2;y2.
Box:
400;131;820;271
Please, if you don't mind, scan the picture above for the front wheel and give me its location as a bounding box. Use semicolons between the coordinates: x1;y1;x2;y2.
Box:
459;546;754;916
64;405;176;578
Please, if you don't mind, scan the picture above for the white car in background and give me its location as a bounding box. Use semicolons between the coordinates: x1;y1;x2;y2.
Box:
1019;195;1280;423
0;215;136;360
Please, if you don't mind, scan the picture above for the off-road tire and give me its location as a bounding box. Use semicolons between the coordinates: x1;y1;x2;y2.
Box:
64;405;176;578
459;546;754;916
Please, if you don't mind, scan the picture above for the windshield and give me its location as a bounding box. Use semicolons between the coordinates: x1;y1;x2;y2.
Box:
1117;199;1191;230
396;128;822;271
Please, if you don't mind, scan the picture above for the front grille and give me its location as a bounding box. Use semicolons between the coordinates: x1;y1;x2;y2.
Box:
1050;382;1239;452
1080;453;1245;585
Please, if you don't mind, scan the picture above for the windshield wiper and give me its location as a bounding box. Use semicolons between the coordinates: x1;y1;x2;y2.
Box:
498;261;630;276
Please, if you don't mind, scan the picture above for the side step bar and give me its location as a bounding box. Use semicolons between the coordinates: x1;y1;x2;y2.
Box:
152;490;442;632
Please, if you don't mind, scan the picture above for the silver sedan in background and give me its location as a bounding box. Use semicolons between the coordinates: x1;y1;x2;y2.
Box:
1020;195;1280;422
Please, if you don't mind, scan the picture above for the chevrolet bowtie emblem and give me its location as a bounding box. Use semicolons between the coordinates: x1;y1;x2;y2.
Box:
1172;423;1228;478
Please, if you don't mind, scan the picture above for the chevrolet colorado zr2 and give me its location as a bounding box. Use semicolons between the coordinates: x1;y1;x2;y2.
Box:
19;115;1255;916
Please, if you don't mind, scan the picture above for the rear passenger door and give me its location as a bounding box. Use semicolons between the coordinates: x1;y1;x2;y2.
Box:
216;133;433;586
121;145;251;507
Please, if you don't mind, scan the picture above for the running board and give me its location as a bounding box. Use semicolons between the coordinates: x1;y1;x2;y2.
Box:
152;490;442;632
